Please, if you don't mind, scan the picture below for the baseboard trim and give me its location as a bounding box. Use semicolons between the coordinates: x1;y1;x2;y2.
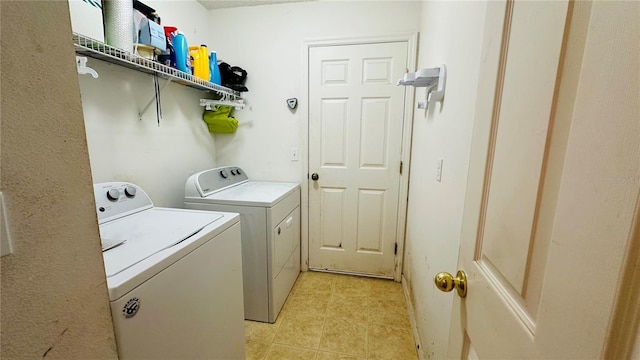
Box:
402;274;426;360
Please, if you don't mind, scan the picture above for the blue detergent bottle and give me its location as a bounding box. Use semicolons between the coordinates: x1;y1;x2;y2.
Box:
172;31;191;74
209;51;221;85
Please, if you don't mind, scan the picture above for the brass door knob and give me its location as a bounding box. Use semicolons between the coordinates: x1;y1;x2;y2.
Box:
434;270;467;298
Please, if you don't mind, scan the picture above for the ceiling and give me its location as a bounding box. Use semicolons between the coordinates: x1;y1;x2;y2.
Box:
197;0;312;10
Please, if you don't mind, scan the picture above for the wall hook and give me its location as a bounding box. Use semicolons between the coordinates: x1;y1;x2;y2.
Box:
76;56;98;78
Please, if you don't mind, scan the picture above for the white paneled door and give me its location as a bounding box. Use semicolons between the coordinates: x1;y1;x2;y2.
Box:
308;41;408;277
445;1;640;358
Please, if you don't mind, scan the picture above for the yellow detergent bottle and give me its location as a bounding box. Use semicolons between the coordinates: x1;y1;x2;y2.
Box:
189;45;210;81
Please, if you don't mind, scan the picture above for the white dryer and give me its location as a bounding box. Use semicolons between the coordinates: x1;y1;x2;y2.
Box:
184;166;300;323
94;182;245;359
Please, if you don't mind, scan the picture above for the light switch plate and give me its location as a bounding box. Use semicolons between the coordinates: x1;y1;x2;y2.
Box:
436;159;443;182
0;192;13;257
291;148;299;161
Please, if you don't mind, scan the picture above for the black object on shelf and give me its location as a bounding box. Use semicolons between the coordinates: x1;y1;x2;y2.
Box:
219;62;248;92
133;0;158;22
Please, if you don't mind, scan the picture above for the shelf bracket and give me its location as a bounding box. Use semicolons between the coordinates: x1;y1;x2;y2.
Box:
139;77;172;121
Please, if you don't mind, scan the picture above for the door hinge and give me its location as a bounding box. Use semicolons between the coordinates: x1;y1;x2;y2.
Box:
394;242;398;255
400;161;403;175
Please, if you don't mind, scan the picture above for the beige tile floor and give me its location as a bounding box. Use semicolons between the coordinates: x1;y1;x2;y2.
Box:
245;271;419;360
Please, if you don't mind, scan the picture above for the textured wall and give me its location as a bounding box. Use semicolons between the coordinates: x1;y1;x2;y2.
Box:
402;1;487;358
0;2;118;359
205;1;422;183
73;0;218;208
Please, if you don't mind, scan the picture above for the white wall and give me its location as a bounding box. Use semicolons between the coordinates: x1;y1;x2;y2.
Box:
79;63;218;207
71;1;485;356
402;1;487;358
72;0;217;207
206;2;486;357
205;1;421;183
150;0;211;46
73;0;421;202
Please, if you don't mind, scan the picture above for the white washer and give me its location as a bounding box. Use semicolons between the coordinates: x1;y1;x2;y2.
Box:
94;182;245;359
184;166;300;323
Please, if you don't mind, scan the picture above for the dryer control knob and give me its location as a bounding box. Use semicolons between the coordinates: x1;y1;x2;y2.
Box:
230;170;237;176
107;189;120;201
220;170;228;179
236;169;242;175
124;186;136;198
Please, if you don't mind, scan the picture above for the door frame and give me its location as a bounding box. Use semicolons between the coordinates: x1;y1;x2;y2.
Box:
301;33;418;281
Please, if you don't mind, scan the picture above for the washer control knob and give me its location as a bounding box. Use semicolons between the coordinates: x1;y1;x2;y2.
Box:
231;169;237;176
124;186;136;198
107;189;120;201
220;170;228;179
236;169;242;175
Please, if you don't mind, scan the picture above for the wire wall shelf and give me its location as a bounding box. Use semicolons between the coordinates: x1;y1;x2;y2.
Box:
72;32;242;100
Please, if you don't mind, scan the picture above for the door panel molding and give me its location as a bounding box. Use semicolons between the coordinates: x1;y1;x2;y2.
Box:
301;33;418;281
470;0;539;335
474;0;513;261
308;42;405;276
604;192;640;359
449;0;640;357
477;257;536;335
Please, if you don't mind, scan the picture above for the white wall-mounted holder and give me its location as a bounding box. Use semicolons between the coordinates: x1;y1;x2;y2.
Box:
397;64;446;110
76;56;98;78
73;33;244;121
200;97;246;111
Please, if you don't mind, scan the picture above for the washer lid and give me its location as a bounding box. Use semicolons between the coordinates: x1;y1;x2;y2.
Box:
196;181;300;207
100;208;223;277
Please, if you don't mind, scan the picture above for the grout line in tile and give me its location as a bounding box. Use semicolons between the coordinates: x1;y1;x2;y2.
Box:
261;341;272;360
318;313;328;351
318;349;368;359
251;272;417;359
365;320;370;359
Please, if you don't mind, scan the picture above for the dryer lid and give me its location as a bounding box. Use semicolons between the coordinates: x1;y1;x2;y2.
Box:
99;208;222;277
